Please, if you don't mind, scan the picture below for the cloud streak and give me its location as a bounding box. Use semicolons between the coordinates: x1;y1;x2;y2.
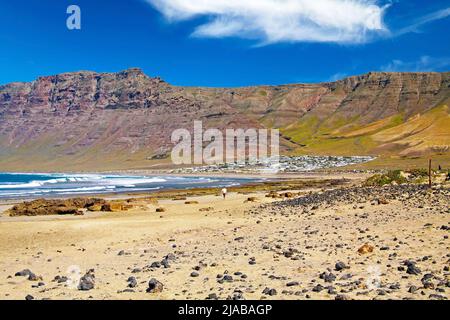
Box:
394;7;450;36
146;0;388;44
381;56;450;72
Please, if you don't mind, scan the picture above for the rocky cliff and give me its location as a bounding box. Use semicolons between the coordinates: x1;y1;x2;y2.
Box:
0;68;449;170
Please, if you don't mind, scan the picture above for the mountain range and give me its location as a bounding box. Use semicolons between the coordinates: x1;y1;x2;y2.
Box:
0;68;449;171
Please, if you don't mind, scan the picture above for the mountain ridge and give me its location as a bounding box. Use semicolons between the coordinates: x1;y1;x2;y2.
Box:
2;68;447;87
0;68;449;171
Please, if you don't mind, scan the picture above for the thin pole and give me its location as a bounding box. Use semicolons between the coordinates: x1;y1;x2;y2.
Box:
428;159;432;188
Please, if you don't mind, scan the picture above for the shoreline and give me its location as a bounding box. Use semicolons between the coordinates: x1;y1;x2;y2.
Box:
0;167;376;179
0;171;370;203
0;174;358;213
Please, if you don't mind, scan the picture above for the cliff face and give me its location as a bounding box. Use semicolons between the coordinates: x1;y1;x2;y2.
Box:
0;69;449;170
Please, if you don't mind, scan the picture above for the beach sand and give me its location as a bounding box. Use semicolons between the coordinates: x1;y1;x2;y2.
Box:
0;179;448;300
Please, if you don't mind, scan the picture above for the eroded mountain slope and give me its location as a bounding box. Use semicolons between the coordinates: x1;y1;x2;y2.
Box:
0;69;448;170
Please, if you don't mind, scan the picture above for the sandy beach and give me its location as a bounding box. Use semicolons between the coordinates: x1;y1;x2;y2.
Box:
0;173;448;300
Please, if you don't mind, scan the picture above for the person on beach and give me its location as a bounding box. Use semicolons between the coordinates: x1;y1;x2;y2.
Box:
221;188;227;199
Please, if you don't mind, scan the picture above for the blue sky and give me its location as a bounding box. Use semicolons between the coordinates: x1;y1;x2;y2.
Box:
0;0;449;87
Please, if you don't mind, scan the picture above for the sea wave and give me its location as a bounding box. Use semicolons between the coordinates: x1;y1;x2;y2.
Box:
0;172;252;199
0;175;168;190
0;181;45;189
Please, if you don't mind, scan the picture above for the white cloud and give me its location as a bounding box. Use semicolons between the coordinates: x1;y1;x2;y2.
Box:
381;56;450;72
146;0;388;44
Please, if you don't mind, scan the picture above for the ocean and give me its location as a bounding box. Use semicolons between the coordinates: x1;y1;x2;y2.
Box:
0;173;259;199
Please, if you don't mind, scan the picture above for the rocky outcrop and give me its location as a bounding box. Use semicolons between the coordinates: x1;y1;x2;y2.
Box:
6;198;136;216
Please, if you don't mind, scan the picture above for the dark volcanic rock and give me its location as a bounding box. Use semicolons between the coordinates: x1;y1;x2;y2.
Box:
408;286;419;294
406;262;421;275
127;276;137;288
150;261;161;268
335;262;348;271
262;288;277;296
207;293;218;300
286;281;299;287
54;275;68;283
78;270;95;291
320;272;336;283
15;269;33;277
312;284;325;292
147;278;163;293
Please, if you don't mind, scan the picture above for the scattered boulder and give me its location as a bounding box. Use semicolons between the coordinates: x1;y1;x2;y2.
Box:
78;269;95;291
319;272;336;283
207;293;218;300
27;272;42;282
335;262;349;271
312;284;324;292
147;278;163;293
357;244;374;254
15;269;33;277
150;261;162;268
266;192;281;199
87;204;103;212
222;275;233;282
14;269;42;281
101;201;133;212
408;285;418;294
53;275;68;283
286;281;299;287
405;262;421;275
161;258;170;268
262;287;277;296
127;276;137;288
376;197;389;205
